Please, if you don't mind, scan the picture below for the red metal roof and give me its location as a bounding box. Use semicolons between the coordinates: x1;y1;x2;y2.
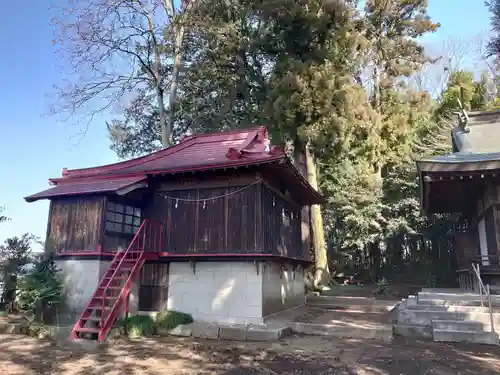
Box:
25;176;147;203
25;126;324;204
53;126;280;181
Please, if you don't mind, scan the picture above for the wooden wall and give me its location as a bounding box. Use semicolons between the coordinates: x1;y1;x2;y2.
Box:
144;183;263;254
475;184;500;263
46;197;105;252
138;263;169;311
142;173;307;260
262;185;304;260
45;172;309;261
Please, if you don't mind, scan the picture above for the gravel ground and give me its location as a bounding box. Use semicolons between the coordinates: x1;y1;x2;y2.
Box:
1;334;499;375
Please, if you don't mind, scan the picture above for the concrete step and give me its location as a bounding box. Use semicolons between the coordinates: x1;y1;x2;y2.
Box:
289;322;393;342
413;304;492;313
307;296;396;306
306;304;394;314
398;309;500;331
433;329;499;345
418;292;500;306
432;320;484;332
418;298;487;307
393;324;433;339
306;296;397;313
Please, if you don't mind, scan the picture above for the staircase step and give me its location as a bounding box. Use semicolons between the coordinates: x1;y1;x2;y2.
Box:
413;304;491;313
109;267;133;271
103;276;127;280
432;320;484;332
418;292;500;307
75;327;100;334
83;317;103;323
72;242;147;343
433;329;499;345
93;295;117;300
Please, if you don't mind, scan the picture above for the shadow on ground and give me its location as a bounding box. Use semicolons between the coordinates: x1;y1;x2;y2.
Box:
0;333;499;374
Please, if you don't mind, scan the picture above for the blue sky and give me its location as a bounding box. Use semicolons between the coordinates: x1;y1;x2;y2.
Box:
0;0;493;249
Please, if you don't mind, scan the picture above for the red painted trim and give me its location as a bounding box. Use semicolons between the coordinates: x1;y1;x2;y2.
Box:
50;157;283;185
55;251;312;263
155;253;312;263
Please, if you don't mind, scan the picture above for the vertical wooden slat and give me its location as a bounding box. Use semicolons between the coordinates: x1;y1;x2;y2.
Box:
97;197;107;252
224;190;229;252
194;189;200;252
47;197;105;252
255;182;263;252
44;201;54;253
138;263;169;312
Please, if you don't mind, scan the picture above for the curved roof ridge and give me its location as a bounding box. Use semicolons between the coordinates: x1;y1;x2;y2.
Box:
52;126;273;181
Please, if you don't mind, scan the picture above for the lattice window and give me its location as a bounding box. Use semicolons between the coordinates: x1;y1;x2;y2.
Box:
105;202;141;234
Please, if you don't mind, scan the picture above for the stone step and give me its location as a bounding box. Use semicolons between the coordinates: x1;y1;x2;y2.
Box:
307;296;396;306
397;309;500;330
413;304;492;313
433;329;499;345
289;322;393;342
306;304;394;314
392;324;433;339
432;320;484;332
418;298;487;307
418;292;500;306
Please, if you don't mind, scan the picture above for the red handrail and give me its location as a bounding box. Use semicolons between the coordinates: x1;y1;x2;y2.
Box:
100;219;164;326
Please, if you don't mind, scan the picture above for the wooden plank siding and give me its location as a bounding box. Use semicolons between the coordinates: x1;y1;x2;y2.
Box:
46;197;105;252
138;263;169;311
45;172;308;260
462;183;500;267
143;184;265;254
141;176;306;260
261;185;304;260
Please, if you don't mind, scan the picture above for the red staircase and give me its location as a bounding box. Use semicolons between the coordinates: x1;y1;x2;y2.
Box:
71;219;162;343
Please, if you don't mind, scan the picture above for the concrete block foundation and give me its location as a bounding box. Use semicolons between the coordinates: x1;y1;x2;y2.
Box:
57;258;306;327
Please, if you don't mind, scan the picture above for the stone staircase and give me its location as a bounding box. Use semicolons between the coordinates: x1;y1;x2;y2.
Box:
395;289;500;345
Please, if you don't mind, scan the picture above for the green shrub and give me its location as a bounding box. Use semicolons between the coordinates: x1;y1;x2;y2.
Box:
17;253;64;323
375;278;389;295
119;314;155;338
155;310;193;331
0;309;7;317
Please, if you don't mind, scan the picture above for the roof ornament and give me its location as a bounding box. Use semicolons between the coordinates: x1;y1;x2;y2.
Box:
457;86;470;133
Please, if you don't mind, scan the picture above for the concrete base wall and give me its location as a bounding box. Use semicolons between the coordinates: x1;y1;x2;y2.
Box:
57;259;306;325
56;259;102;314
167;262;263;325
262;262;305;317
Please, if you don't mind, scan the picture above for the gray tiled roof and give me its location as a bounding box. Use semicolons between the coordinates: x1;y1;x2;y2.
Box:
418;110;500;165
456;110;500;153
419;151;500;164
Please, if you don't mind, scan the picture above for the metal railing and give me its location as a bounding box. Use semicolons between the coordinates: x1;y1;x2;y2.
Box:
472;263;495;333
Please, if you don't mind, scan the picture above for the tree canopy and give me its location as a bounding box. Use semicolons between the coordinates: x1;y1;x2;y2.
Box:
48;0;500;286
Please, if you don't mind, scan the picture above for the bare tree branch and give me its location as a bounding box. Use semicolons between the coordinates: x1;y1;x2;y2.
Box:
50;0;190;146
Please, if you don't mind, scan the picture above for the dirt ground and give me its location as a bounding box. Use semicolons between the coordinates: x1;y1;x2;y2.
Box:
1;333;500;375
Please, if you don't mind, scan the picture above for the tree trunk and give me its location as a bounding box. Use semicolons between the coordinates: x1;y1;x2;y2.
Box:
305;143;330;286
165;24;185;148
163;0;195;148
157;87;169;147
293;141;312;262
